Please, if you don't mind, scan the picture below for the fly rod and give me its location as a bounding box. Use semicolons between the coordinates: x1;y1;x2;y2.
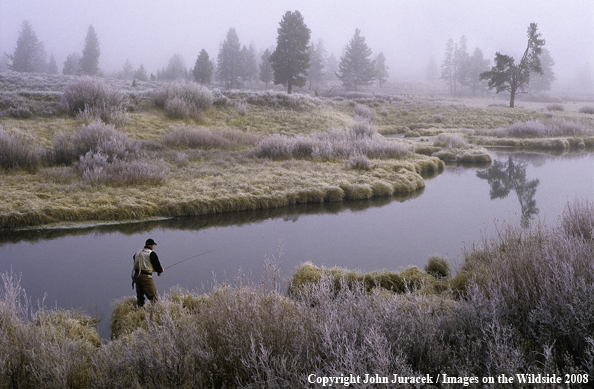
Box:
161;246;226;272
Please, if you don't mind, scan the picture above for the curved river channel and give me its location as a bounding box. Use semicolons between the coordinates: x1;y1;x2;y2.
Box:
1;150;592;338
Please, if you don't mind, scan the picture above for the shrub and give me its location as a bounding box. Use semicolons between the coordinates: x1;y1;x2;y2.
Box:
255;130;411;161
349;118;376;139
161;126;259;150
164;96;191;119
152;83;213;119
0;126;42;171
61;77;129;125
348;153;372;170
75;150;168;186
433;132;469;149
354;104;376;122
546;103;564;111
478;119;593;138
579;106;594;114
52;121;138;165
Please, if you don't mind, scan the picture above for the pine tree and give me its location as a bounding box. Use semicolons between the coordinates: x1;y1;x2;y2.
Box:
63;52;82;75
481;23;546;108
425;57;439;83
454;36;470;92
466;48;490;96
164;53;187;80
269;10;311;94
530;48;555;92
259;48;273;88
308;39;326;91
240;44;258;84
440;38;455;94
122;59;134;79
217;28;242;88
134;64;148;81
80;25;100;75
10;21;45;73
337;29;375;91
374;52;389;90
47;54;58;74
193;49;214;84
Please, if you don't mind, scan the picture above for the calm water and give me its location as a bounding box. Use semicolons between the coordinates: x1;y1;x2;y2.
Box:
1;150;592;338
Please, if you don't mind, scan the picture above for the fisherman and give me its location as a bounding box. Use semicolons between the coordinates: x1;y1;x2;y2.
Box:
132;238;164;307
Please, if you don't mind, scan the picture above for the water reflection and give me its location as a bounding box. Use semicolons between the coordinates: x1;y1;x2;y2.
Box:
477;156;539;227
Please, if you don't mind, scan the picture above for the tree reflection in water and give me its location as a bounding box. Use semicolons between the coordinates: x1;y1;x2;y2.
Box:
477;156;539;227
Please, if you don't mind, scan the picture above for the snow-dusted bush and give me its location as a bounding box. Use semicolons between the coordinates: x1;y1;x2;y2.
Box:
61;77;129;125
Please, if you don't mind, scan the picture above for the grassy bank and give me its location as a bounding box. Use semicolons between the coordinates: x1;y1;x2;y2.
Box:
1;72;594;230
1;200;592;388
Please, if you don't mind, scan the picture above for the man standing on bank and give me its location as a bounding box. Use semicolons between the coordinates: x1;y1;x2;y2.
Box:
133;238;165;307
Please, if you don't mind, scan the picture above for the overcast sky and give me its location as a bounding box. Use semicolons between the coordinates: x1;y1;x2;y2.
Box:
1;0;593;84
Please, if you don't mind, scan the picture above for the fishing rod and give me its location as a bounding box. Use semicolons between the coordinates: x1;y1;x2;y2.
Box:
161;247;226;273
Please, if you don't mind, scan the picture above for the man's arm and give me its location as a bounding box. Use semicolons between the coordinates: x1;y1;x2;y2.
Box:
150;252;164;274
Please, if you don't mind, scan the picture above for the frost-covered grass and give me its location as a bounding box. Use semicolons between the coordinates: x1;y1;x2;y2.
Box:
477;118;594;138
61;77;129;126
152;83;213;120
0;125;43;172
255;119;412;161
1;200;592;387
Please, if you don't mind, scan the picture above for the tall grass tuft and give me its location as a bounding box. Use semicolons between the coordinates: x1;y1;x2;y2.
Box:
0;125;42;171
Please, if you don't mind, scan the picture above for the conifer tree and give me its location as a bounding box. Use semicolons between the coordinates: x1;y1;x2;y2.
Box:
134;64;148;81
374;52;389;90
259;49;273;88
269;10;311;94
440;38;455;94
480;23;545;108
193;49;214;84
337;29;375;91
80;25;100;75
63;52;82;75
47;54;58;74
217;28;242;88
10;21;45;73
308;39;326;91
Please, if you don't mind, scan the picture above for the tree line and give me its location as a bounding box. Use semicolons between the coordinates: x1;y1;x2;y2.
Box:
2;13;390;94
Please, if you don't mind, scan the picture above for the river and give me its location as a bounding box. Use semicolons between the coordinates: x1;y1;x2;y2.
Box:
0;150;592;338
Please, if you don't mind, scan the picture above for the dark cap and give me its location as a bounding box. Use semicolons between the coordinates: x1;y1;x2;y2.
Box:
145;238;157;246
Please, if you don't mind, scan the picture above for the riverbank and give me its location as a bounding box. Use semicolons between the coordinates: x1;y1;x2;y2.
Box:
1;73;594;230
1;199;592;387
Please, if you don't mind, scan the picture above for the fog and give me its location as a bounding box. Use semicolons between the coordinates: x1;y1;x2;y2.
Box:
1;0;593;86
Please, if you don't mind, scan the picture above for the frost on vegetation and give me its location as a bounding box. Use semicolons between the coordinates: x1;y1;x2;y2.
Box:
215;89;322;110
161;126;259;149
61;77;129;126
256;119;412;161
152;83;213;119
432;132;470;149
477;118;594;138
76;150;168;186
52;121;138;165
0;125;42;171
1;200;593;387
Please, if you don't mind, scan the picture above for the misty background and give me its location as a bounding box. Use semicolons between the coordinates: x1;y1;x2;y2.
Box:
1;0;593;91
